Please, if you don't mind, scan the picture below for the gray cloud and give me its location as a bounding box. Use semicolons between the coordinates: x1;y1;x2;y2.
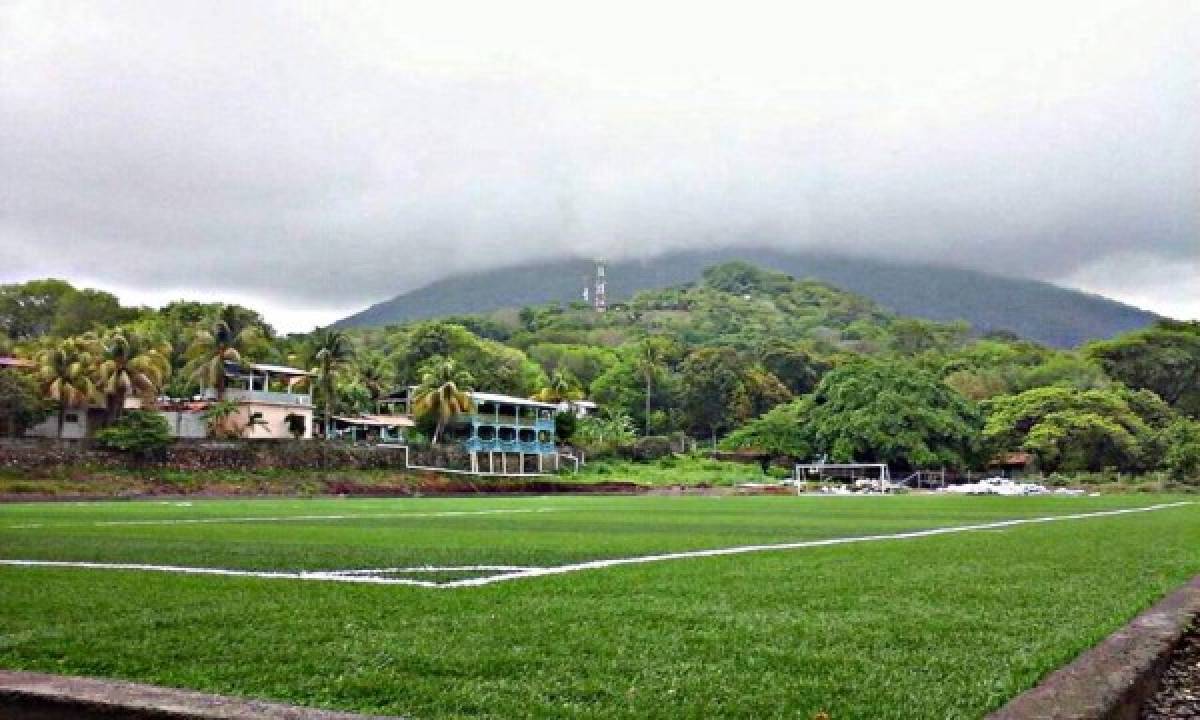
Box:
2;0;1198;330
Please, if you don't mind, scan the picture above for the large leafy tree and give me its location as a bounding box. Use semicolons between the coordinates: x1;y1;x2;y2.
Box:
1086;321;1200;417
1164;418;1200;483
411;358;473;445
678;347;752;445
0;279;77;340
760;343;828;395
36;338;101;438
783;360;982;469
721;398;813;457
526;343;618;392
310;328;355;438
90;328;172;423
0;280;137;341
184;305;266;399
981;386;1169;473
391;322;546;396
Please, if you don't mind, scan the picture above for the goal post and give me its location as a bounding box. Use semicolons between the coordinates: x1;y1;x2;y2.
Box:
793;462;892;494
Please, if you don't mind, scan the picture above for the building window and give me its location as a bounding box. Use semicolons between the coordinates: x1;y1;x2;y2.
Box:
64;413;79;424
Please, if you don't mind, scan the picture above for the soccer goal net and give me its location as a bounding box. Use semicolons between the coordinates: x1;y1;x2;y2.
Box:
793;463;892;493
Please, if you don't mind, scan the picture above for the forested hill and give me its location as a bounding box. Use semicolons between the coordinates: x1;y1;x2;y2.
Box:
334;249;1157;348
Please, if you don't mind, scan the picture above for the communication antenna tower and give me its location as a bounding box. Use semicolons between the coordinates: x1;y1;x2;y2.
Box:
594;259;607;313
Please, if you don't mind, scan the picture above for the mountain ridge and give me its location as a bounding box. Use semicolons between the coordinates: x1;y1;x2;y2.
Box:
334;249;1158;348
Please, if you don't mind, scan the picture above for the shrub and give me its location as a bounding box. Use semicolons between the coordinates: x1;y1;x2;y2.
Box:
554;411;577;442
766;465;792;480
623;435;673;462
95;410;172;459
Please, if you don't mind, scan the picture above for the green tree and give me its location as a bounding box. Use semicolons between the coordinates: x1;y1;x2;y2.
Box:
352;350;393;411
1164;418;1200;483
793;360;981;469
411;358;474;445
721;397;813;457
95;410;172;458
36;338;101;438
981;386;1167;473
573;408;636;453
678;347;752;446
0;369;48;437
0;279;77;340
91;328;172;423
760;344;827;395
531;370;582;404
50;288;138;337
184;306;265;399
310;328;355;438
200;399;241;439
632;338;670;436
1086;321;1200;417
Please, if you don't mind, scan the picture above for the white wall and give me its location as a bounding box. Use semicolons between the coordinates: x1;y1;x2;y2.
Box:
158;411;208;439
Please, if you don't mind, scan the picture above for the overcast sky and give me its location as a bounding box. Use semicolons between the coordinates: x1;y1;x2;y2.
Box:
2;0;1197;332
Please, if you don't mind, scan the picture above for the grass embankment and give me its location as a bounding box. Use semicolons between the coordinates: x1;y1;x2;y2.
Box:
0;495;1197;719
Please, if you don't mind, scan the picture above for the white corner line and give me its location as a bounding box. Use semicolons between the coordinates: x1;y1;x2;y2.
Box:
0;502;1191;589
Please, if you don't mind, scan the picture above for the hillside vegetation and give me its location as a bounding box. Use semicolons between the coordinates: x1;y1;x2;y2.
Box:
2;262;1197;480
334;248;1158;348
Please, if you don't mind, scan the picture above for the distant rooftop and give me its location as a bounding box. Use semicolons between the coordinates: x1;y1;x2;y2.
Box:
0;357;35;369
247;363;314;377
469;391;559;409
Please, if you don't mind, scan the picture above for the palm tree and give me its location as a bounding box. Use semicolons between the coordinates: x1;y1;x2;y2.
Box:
530;370;582;404
411;358;473;445
200;399;240;439
632;338;667;436
353;350;392;411
310;328;354;438
91;328;172;423
36;338;100;438
183;306;264;400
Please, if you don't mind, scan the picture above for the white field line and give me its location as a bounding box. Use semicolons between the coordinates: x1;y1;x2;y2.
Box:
5;508;552;529
329;565;538;575
437;501;1195;588
0;502;1191;589
0;559;451;587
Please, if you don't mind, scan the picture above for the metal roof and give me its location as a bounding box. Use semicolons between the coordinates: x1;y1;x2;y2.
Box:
469;391;560;409
248;363;315;377
333;414;415;428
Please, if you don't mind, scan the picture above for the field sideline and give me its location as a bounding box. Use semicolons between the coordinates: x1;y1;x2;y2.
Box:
1;495;1198;718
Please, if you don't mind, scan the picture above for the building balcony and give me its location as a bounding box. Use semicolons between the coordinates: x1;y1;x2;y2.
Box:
464;437;557;455
460;413;555;431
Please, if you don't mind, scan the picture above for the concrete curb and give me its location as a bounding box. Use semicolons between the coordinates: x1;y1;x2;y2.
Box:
988;574;1200;720
0;670;405;720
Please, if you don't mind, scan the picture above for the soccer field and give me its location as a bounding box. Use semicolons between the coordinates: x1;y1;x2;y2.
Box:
1;495;1197;719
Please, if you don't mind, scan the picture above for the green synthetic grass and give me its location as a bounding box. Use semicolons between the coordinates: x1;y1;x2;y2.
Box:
1;495;1197;719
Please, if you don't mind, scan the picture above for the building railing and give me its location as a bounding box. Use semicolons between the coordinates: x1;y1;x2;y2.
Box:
459;413;555;431
213;388;313;406
464;437;557;455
